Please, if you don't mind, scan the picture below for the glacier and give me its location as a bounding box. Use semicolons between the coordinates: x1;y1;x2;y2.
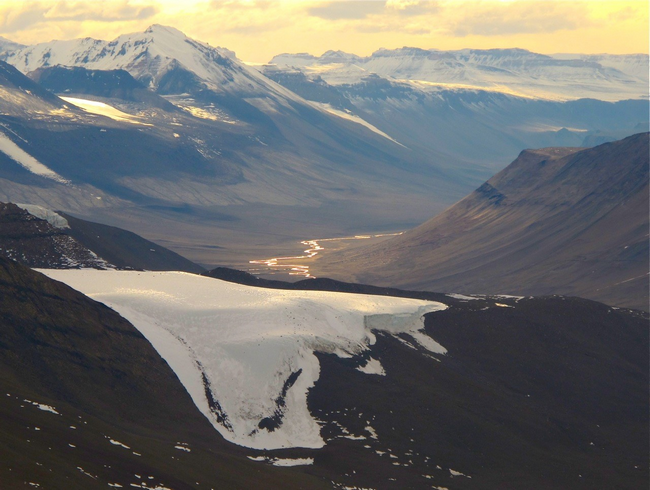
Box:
40;270;447;450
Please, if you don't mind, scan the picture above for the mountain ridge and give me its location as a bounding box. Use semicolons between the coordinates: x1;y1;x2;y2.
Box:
271;46;648;101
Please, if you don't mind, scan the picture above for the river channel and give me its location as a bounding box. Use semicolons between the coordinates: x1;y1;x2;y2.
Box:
248;232;403;280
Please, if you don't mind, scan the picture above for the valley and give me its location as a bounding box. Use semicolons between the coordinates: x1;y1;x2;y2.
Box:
0;10;647;490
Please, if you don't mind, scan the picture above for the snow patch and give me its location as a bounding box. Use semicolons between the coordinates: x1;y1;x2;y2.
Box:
40;270;447;450
108;438;130;449
23;399;60;415
247;456;314;466
15;203;69;229
365;425;378;440
272;457;314;467
449;468;471;478
60;97;150;125
312;102;406;148
356;357;386;376
0;132;69;184
77;467;97;479
446;293;479;301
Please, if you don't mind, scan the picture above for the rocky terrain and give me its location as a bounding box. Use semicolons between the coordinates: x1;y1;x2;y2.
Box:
0;202;203;272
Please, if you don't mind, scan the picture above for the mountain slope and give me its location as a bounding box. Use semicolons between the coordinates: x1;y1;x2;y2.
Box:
314;133;650;310
260;64;649;176
0;203;112;269
0;58;67;116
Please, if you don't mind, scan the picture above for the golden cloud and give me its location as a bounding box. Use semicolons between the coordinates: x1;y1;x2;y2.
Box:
0;0;645;61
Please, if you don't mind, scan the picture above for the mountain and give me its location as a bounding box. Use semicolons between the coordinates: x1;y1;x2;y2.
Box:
261;65;648;173
39;266;649;489
271;47;649;101
0;35;24;55
0;29;482;268
312;133;649;311
0;202;203;272
0;257;323;488
0;28;647;272
0;202;111;269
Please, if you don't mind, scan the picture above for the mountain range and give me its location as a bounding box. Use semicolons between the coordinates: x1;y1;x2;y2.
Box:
271;47;648;101
0;26;646;268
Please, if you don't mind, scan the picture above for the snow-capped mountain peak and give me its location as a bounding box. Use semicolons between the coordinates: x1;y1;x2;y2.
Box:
1;25;255;95
144;23;187;38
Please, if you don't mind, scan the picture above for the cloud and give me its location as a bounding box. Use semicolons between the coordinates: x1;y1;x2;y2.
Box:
449;1;589;37
0;0;645;62
0;0;158;34
0;2;47;33
209;0;274;10
47;1;159;22
386;0;439;17
308;1;386;20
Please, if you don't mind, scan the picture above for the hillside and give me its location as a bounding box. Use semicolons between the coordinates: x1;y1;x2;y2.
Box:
314;133;649;310
0;202;203;272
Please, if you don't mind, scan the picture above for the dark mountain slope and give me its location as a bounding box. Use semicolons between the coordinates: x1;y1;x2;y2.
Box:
315;133;649;310
0;59;63;106
0;257;326;489
309;297;648;489
203;268;649;489
0;202;203;272
28;65;178;111
59;210;204;273
0;203;111;269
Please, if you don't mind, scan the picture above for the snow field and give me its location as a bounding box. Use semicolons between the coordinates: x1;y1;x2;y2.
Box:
40;270;447;450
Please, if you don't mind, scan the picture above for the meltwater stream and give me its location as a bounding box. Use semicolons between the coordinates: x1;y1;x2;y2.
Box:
248;232;403;279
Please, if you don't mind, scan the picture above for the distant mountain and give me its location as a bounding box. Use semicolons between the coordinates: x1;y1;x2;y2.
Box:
0;35;24;54
261;65;648;173
271;47;649;101
1;24;332;123
314;133;649;311
0;202;203;272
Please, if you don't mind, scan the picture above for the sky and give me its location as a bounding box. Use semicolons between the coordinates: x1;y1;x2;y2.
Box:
0;1;647;63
